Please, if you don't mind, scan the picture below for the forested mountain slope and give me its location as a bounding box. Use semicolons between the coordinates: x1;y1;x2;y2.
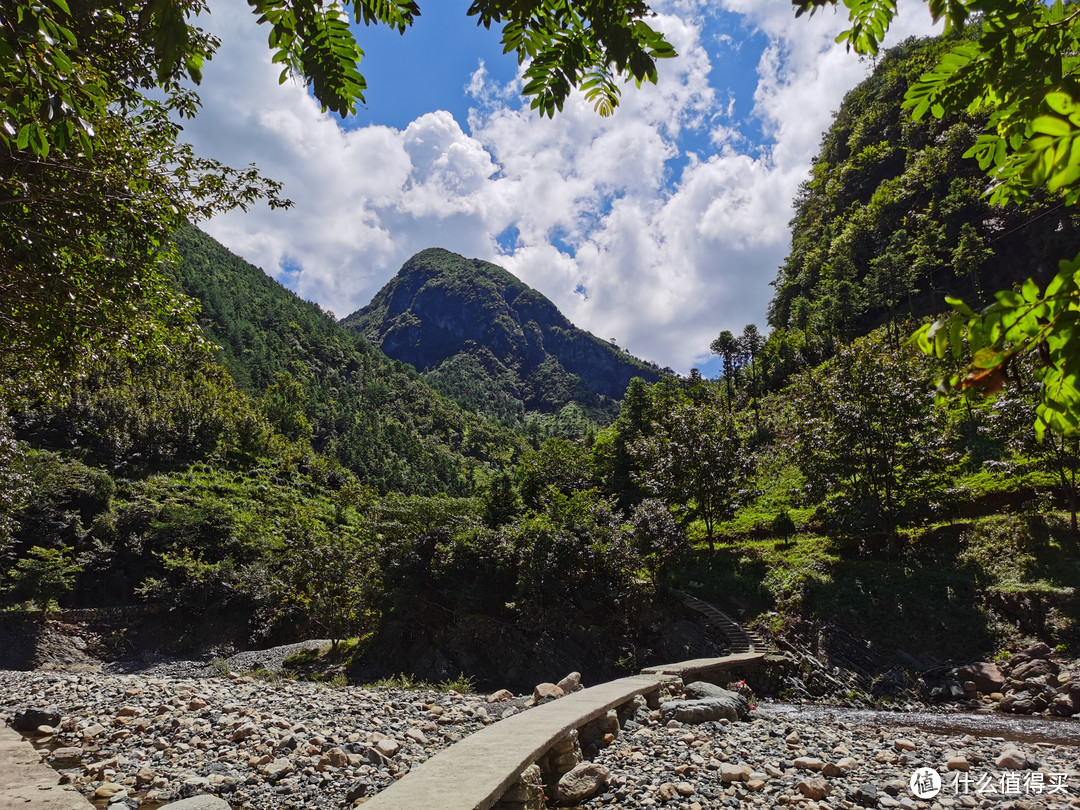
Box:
763;34;1080;384
341;248;664;429
169;226;525;495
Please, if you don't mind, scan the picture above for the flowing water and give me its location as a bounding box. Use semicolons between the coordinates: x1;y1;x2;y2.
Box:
759;702;1080;746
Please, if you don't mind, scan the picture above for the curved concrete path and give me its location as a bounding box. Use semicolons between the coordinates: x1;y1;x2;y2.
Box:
1;596;769;810
362;595;773;810
641;650;764;680
0;724;93;809
361;673;675;810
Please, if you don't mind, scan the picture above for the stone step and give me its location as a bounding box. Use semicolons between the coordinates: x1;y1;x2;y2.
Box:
675;592;775;655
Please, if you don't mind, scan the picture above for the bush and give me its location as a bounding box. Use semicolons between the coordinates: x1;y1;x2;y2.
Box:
509;489;645;623
5;545;82;611
630;498;686;589
771;509;797;538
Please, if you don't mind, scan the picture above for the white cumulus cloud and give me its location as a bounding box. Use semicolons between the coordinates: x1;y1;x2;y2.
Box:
183;0;939;370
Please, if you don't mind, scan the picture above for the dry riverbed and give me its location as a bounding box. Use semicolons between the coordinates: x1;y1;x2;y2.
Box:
575;705;1080;809
0;668;524;809
2;668;1079;810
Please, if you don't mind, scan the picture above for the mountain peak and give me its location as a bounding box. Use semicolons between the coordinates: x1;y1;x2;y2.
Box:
340;249;662;421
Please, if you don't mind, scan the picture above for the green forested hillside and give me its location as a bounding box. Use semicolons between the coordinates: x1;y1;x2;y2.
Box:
341;247;665;433
763;34;1080;386
3;26;1079;690
169;226;526;495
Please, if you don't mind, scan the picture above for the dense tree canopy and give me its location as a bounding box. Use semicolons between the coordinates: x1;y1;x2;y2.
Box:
170;226;528;495
1;0;674;406
768;34;1079;360
788;332;951;539
3;0;675;159
796;0;1080;436
631;381;753;548
1;0;285;401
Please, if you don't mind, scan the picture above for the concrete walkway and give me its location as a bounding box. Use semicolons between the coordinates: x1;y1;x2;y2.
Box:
361;673;675;810
0;595;769;810
0;724;93;809
640;651;765;680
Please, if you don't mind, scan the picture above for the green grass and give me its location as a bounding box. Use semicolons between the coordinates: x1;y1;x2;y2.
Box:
711;450;814;540
673;508;1080;662
281;638;366;684
368;672;477;693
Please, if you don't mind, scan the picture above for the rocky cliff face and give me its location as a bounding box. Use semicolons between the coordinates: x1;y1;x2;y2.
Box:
340;248;663;419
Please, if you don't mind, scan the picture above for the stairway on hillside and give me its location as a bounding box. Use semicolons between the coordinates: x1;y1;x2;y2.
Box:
676;592;773;654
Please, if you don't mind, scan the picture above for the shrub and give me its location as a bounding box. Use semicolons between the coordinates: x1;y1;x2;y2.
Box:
5;545;82;611
771;509;797;538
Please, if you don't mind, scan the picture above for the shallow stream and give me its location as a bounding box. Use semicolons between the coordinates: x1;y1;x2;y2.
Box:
759;701;1080;746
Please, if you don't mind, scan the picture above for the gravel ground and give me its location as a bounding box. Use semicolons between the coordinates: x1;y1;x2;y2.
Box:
0;668;528;809
575;703;1080;810
2;666;1079;810
102;640;337;680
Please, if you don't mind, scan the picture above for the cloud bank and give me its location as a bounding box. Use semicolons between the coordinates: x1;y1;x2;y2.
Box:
185;0;939;372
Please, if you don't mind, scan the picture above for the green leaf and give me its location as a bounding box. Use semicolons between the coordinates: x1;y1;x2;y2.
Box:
1032;115;1072;137
994;290;1023;308
972;347;1007;369
1046;90;1078;116
1021;278;1040;303
948;317;964;360
944;296;975;317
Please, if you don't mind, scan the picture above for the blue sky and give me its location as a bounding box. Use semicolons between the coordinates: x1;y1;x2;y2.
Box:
346;5;517;131
185;0;939;374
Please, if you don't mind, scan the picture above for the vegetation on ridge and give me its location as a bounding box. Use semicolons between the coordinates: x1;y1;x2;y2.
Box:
3;19;1080;688
341;247;665;435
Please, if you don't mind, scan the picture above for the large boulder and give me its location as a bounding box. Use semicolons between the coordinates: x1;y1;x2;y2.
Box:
660;685;750;724
957;662;1005;695
532;683;565;704
1010;642;1053;666
683;681;737;700
1011;658;1058;681
161;798;232;810
12;707;61;733
1049;692;1079;717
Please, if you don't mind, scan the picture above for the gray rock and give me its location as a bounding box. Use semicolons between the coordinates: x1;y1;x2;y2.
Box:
851;783;878;807
683;681;736;700
345;783;368;803
660;691;750;724
160;798;232;809
1012;641;1053;663
995;747;1027;770
178;777;212;799
1011;657;1058;681
556;761;610;804
12;706;61;732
